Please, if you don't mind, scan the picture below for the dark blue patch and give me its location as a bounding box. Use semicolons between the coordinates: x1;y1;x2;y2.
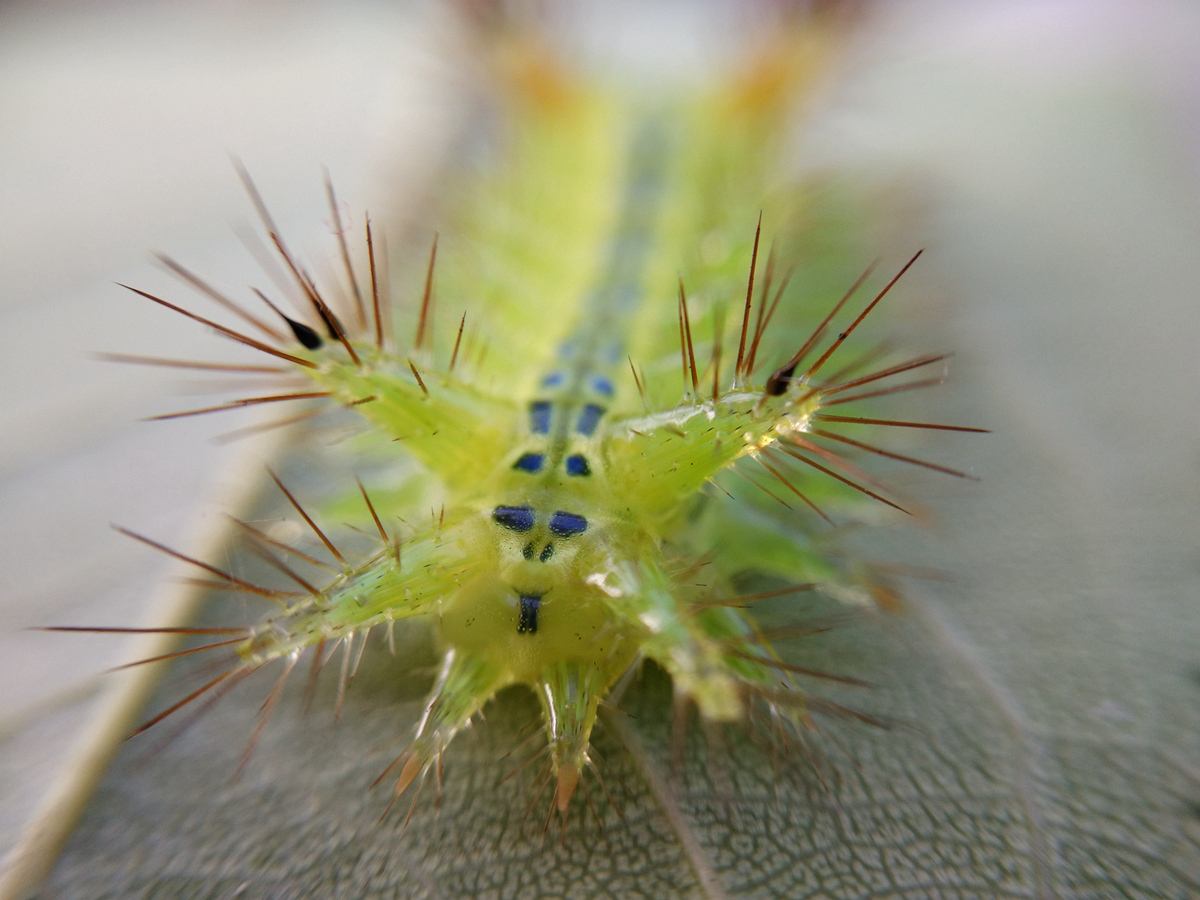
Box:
512;452;544;473
565;454;591;477
522;541;535;561
540;372;564;388
549;511;588;537
528;401;552;435
493;505;535;533
591;376;614;397
539;543;554;563
517;595;541;634
575;404;605;437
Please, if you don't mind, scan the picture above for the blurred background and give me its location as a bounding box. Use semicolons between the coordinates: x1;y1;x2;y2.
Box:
1;0;1198;895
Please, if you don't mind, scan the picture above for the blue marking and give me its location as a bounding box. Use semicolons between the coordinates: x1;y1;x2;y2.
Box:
607;235;644;259
591;376;614;397
549;511;588;537
576;404;605;436
565;454;591;477
593;283;639;312
513;452;544;473
517;594;541;634
540;372;564;388
493;505;535;533
529;401;552;435
539;543;554;562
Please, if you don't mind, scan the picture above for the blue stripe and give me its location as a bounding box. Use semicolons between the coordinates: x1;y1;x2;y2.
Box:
548;511;588;537
517;595;541;634
576;404;605;436
529;401;552;434
513;453;544;473
493;506;535;533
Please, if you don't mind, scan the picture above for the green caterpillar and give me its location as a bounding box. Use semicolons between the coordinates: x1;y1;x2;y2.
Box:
64;24;983;826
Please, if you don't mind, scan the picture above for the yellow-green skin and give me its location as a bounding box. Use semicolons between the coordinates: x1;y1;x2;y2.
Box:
236;56;879;813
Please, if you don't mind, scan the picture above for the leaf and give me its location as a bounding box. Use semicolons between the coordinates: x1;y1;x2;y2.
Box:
19;5;1200;896
33;352;1200;897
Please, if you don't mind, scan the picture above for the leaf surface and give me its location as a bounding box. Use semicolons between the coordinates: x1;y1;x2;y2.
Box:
37;357;1200;897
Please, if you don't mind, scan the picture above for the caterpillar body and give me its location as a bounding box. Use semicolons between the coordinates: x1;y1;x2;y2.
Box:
60;23;984;830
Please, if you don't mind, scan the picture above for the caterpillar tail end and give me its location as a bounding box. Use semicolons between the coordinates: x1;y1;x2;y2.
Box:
554;762;581;817
385;649;507;808
392;753;424;801
537;660;612;820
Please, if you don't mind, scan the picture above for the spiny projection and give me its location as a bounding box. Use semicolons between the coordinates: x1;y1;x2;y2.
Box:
55;28;986;828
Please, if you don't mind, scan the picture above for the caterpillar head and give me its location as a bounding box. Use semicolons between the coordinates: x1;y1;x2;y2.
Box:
491;501;592;603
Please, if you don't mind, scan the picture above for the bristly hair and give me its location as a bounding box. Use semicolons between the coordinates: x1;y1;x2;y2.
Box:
53;21;987;837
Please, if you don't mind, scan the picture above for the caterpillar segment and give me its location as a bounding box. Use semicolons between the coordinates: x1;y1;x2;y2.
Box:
71;27;986;826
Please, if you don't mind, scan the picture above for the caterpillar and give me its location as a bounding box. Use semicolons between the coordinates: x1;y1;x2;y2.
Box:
44;10;984;846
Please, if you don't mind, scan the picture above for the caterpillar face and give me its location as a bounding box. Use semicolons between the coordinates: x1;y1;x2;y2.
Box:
490;498;594;623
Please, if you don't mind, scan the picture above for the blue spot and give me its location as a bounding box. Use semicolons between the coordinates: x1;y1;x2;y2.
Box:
591;376;614;397
517;595;541;634
493;505;534;533
549;511;588;537
565;454;591;477
512;452;544;473
575;404;605;436
529;401;552;434
540;372;564;388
